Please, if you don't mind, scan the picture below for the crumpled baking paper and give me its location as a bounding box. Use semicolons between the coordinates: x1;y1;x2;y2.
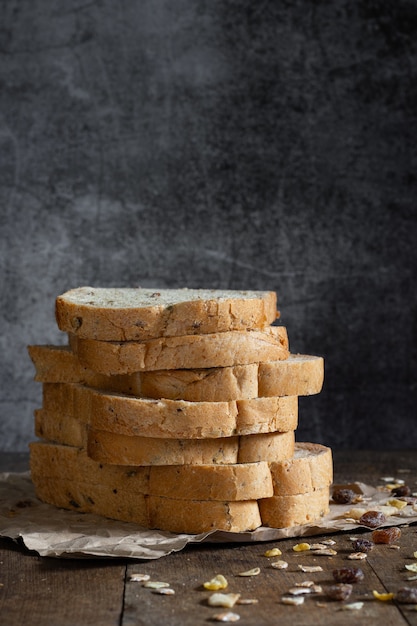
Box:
1;472;416;560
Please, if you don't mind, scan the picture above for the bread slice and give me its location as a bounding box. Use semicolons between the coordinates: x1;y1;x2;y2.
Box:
29;441;274;500
55;287;278;341
29;345;323;401
86;429;295;466
39;382;298;439
69;326;289;375
258;487;330;528
31;475;262;533
268;442;333;496
87;429;241;465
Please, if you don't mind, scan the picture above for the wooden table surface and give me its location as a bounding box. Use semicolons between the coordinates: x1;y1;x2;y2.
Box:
1;450;417;626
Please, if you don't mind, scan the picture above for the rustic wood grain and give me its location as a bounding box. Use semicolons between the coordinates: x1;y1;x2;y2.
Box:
1;450;417;625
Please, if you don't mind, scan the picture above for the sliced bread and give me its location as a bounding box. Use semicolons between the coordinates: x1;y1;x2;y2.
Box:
55;287;278;341
70;326;289;375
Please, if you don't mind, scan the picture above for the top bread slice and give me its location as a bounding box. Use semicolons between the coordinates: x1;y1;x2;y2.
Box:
55;287;278;341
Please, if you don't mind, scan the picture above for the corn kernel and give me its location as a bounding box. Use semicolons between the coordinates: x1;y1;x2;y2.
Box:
293;543;311;552
204;574;228;590
264;548;282;557
372;590;394;601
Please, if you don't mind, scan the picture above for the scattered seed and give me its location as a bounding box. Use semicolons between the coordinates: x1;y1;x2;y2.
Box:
299;565;323;573
372;590;394;601
294;580;316;588
293;543;311;552
143;581;170;589
310;543;328;550
395;587;417;604
312;548;337;556
208;593;241;608
381;477;395;483
407;575;417;581
237;567;260;577
321;539;336;546
204;574;228;590
405;564;417;573
129;573;150;582
264;548;282;557
348;552;368;560
271;560;288;570
340;602;364;611
213;611;240;622
236;598;258;605
153;588;175;595
288;587;315;596
413;551;417;559
281;596;304;606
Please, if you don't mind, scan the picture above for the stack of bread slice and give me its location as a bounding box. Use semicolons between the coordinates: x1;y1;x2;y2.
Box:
28;287;332;534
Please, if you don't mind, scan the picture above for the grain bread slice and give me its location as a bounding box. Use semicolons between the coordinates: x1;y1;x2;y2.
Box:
87;429;295;466
268;442;333;496
55;287;278;341
29;345;323;401
29;441;274;500
69;326;289;375
31;475;262;533
258;486;330;528
39;382;298;439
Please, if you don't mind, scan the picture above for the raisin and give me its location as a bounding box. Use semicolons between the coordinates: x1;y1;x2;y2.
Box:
371;527;401;544
391;485;411;497
358;510;386;528
332;568;364;584
325;583;353;601
351;538;374;552
395;587;417;604
332;488;356;504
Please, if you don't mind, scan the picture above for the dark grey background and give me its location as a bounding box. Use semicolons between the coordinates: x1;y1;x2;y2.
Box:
1;1;416;452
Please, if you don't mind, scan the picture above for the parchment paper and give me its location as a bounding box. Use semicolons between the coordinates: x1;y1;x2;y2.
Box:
1;472;416;559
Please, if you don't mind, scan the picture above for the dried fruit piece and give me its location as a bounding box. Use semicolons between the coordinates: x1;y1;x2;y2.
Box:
325;584;353;601
371;527;401;544
208;593;241;608
204;575;228;590
271;560;288;570
332;568;364;584
358;511;386;528
351;538;374;552
391;485;411;497
264;548;282;557
395;587;417;604
293;543;311;552
332;488;356;504
373;590;394;601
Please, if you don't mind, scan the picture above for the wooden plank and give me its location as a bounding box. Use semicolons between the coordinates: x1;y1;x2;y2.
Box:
0;537;126;626
121;532;413;625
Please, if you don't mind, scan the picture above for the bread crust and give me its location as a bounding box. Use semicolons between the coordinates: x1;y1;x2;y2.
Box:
29;345;323;401
55;287;278;341
259;487;330;528
268;442;333;495
29;442;274;500
70;327;289;375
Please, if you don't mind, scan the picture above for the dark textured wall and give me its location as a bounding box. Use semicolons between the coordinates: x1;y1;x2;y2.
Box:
1;1;416;451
